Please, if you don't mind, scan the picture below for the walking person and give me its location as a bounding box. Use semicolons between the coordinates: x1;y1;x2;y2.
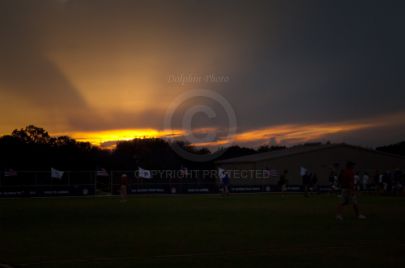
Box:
336;162;366;220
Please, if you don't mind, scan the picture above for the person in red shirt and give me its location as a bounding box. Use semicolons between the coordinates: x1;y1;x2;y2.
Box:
336;162;366;220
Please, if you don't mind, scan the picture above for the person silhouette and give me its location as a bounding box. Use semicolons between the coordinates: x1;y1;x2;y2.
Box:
120;174;129;202
336;162;366;220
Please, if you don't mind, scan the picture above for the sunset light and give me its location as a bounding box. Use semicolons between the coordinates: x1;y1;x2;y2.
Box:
67;129;185;148
1;1;405;267
191;122;373;148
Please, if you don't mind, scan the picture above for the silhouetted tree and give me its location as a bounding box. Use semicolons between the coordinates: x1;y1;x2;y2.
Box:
216;146;256;160
377;141;405;157
257;145;286;153
0;125;107;171
12;125;51;144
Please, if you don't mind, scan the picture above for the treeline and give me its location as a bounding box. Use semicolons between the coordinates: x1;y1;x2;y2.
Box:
3;125;402;171
0;125;107;170
377;141;405;157
0;125;279;171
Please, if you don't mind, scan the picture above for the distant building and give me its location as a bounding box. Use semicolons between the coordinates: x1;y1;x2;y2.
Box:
216;143;405;187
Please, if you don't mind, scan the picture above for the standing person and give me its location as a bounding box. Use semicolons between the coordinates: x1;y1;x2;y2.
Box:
278;170;288;195
120;174;129;202
362;172;369;192
387;171;393;194
303;171;311;197
393;169;403;195
222;172;230;196
382;172;389;193
354;172;360;191
311;173;318;194
329;171;339;194
328;171;335;194
336;162;366;220
378;171;384;194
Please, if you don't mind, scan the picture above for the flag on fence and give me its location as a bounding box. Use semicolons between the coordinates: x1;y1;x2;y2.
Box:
269;169;279;177
300;166;307;176
179;165;189;177
51;168;64;179
138;167;152;179
4;169;17;177
218;168;226;179
96;168;109;177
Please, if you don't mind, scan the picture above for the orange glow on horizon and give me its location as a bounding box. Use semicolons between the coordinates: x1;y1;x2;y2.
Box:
50;112;401;150
192;122;373;148
233;123;372;143
63;129;185;148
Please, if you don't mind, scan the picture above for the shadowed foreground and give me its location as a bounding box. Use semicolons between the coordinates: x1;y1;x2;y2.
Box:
0;194;404;268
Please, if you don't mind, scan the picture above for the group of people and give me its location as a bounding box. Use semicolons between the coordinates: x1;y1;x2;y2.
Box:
332;163;405;220
329;169;405;195
117;162;405;222
330;171;359;192
374;169;405;195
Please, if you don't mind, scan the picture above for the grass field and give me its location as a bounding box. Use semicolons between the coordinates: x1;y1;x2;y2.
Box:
1;194;405;268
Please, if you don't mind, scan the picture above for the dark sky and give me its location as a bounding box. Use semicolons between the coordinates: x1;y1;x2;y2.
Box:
0;0;404;148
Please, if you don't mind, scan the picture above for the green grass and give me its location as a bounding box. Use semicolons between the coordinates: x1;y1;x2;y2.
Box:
1;194;405;268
